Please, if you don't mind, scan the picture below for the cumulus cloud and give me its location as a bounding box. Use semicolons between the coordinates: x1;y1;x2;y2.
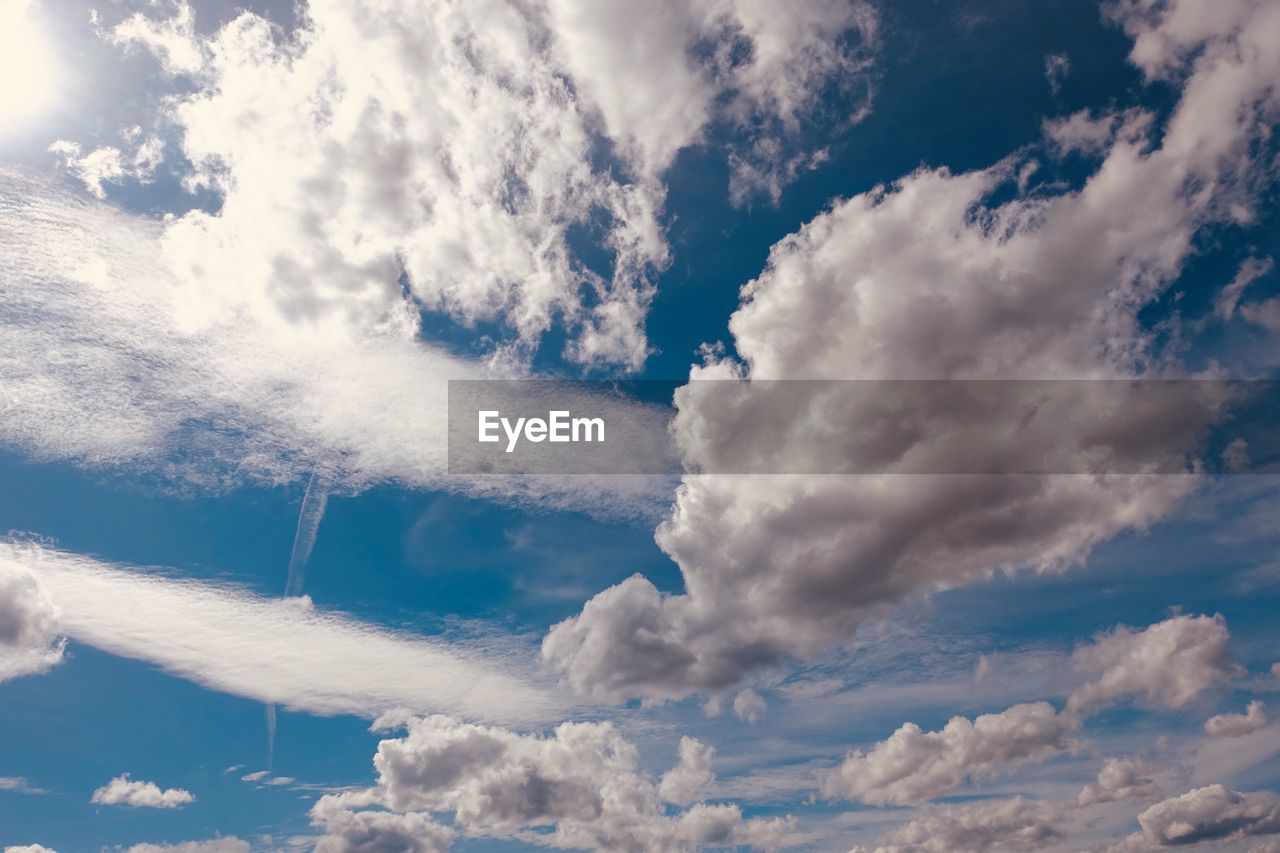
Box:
313;715;791;852
544;0;1280;703
1078;756;1163;807
1136;784;1280;846
0;563;64;683
69;0;874;376
820;701;1076;806
48;134;163;199
311;793;454;853
824;615;1238;806
90;774;194;809
659;737;716;806
853;797;1064;853
124;841;249;853
1204;700;1268;738
732;689;766;725
5;542;564;723
4;847;59;853
1067;614;1241;714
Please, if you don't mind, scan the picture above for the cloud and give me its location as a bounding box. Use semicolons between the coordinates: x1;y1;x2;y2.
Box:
1044;52;1070;94
48;135;163;199
853;797;1064;853
824;615;1239;806
124;841;250;853
1136;784;1280;846
0;563;64;683
311;793;454;853
659;737;716;806
1205;700;1268;738
732;689;766;725
4;847;59;853
0;777;47;796
1078;756;1164;807
90;774;194;809
0;169;671;522
4;542;565;724
1067;614;1241;714
820;701;1077;806
544;0;1280;704
312;715;792;852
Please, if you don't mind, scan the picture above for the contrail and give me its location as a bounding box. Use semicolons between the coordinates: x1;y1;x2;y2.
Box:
265;702;276;769
273;469;332;765
284;471;331;598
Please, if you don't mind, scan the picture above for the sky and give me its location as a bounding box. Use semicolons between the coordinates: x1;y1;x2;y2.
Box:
1;0;1280;851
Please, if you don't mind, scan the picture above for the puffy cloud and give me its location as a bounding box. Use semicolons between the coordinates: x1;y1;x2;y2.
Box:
545;0;1280;703
853;797;1064;853
48;135;163;199
732;689;766;725
7;542;563;724
546;0;876;189
1136;784;1280;846
820;702;1076;806
311;792;454;853
314;715;791;852
0;563;64;683
824;615;1237;807
659;737;716;806
4;847;59;853
90;774;194;809
123;841;249;853
1067;614;1241;714
1078;756;1163;807
1204;700;1268;738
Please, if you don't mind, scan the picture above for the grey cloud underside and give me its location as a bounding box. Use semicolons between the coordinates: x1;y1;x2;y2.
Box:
543;0;1280;704
310;715;791;853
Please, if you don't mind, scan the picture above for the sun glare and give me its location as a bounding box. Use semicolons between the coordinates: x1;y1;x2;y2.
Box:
0;0;61;134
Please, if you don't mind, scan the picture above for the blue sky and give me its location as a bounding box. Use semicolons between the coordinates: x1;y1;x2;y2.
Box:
2;0;1280;851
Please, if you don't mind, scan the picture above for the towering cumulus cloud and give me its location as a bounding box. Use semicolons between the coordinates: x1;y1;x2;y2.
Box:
544;0;1280;703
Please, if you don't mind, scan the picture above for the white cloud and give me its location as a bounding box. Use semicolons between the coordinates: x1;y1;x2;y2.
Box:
659;737;716;806
0;777;46;795
1205;700;1268;738
1044;53;1070;94
545;0;876;190
1078;756;1164;807
1067;614;1241;714
820;701;1077;806
4;846;60;853
48;135;164;199
1136;784;1280;846
853;797;1064;853
823;615;1239;806
4;542;565;724
0;562;64;683
124;841;250;853
90;774;194;809
0;169;670;521
544;0;1280;704
733;688;766;725
313;715;791;852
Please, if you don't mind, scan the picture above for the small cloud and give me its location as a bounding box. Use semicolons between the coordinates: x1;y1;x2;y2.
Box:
91;774;194;809
1045;53;1070;94
240;770;270;783
0;776;47;795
